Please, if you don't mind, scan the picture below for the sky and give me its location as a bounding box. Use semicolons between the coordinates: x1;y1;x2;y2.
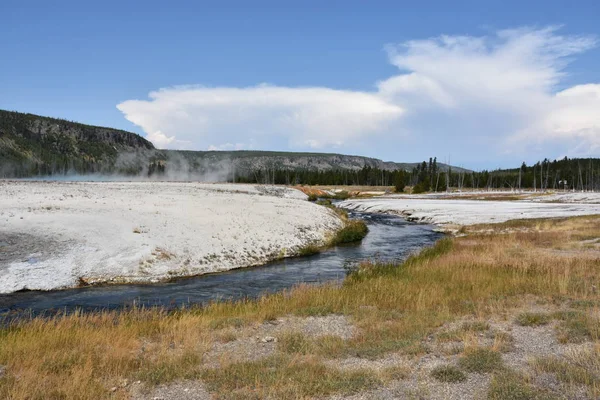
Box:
1;0;600;170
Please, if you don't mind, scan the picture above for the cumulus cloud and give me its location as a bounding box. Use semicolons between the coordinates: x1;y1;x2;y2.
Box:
117;85;403;151
383;26;598;159
118;26;599;165
513;83;600;156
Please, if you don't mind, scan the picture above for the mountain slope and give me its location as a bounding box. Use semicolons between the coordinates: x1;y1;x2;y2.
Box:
0;110;154;176
0;109;466;178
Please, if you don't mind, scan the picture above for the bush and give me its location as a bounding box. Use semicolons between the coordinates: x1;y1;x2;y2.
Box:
412;182;429;194
307;194;318;202
333;220;368;244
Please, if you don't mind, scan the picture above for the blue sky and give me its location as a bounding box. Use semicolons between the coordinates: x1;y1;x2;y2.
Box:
1;0;600;169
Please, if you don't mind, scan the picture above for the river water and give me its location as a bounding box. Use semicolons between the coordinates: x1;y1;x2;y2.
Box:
0;212;441;318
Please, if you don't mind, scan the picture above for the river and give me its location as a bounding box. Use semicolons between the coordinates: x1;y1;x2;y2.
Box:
0;211;442;318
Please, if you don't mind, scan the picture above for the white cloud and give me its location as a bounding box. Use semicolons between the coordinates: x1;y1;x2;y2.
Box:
145;130;175;148
382;26;599;160
117;85;403;151
118;27;599;165
513;83;600;156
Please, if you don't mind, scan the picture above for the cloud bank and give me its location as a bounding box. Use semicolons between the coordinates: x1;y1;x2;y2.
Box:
117;27;599;166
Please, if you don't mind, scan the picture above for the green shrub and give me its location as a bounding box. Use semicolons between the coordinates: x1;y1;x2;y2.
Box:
333;220;368;244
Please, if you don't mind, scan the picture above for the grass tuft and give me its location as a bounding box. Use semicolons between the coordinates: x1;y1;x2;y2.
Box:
380;365;410;381
462;321;490;332
487;371;547;400
332;220;369;245
554;311;598;343
297;243;322;257
430;364;467;383
458;348;504;373
277;332;311;355
201;355;380;399
532;347;600;392
514;312;551;327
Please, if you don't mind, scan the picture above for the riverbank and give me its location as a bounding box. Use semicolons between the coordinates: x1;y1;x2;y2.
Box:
338;194;600;230
0;181;343;293
1;214;599;399
0;212;426;319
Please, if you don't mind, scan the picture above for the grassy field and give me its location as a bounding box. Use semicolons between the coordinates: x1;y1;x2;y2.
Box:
1;216;599;399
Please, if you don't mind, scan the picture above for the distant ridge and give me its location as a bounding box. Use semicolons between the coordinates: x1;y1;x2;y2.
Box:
0;109;467;178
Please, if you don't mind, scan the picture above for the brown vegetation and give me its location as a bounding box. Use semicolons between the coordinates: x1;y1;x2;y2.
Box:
1;215;599;399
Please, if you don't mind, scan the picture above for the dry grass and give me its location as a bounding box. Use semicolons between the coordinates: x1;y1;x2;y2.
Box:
532;345;600;397
1;215;599;398
200;355;380;399
0;309;212;399
487;371;549;400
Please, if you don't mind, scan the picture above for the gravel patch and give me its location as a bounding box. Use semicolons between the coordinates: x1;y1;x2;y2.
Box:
502;322;595;370
205;314;355;367
129;380;211;400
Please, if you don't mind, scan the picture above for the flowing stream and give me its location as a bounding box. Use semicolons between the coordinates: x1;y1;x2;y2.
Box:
0;211;442;318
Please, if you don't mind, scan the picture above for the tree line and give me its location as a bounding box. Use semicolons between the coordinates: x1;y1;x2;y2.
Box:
232;156;600;192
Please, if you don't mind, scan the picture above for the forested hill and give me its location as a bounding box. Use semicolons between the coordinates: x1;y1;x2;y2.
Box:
0;109;465;179
161;150;463;173
0;109;154;177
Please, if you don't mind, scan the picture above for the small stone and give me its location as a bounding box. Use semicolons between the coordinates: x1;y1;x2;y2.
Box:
110;387;117;392
261;336;277;343
0;365;6;377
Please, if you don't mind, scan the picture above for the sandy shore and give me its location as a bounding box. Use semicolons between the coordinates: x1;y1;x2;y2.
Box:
338;195;600;227
0;181;342;293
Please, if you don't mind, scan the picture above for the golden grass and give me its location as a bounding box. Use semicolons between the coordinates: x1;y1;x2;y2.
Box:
1;215;599;399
